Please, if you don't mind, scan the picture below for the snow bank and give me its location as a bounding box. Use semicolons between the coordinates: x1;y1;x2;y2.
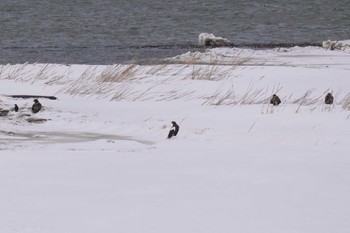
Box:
1;46;350;233
166;45;350;69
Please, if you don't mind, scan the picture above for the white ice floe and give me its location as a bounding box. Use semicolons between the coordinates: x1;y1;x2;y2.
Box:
198;32;232;46
322;39;350;50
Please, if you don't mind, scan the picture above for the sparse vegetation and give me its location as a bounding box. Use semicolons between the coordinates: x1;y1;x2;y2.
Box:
1;52;349;118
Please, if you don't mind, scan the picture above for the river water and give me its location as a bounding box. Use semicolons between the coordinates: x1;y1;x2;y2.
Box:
1;0;349;64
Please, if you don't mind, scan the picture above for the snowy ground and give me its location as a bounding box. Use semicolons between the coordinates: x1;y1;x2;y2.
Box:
1;46;350;233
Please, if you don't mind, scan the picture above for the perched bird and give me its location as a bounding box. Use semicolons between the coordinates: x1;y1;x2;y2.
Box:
31;99;42;113
325;93;334;105
167;121;180;139
270;94;281;106
14;104;19;112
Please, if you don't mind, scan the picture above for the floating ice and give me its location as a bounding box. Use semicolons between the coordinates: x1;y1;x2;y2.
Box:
322;39;350;50
198;33;232;47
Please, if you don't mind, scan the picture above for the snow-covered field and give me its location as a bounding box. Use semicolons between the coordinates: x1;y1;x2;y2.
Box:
1;46;350;233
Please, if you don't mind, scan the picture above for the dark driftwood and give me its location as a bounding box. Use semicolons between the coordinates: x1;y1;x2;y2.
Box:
6;95;57;100
26;117;49;123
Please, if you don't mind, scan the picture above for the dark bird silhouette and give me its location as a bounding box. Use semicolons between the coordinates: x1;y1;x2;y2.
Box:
31;99;42;113
167;121;180;139
325;93;334;105
14;104;19;112
270;94;281;106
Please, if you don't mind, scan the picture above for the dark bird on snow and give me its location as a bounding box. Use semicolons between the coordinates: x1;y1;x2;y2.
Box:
31;99;42;113
325;93;334;105
14;104;19;112
270;94;281;106
167;121;180;139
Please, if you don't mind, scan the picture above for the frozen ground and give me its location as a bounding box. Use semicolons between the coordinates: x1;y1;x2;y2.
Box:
1;46;350;233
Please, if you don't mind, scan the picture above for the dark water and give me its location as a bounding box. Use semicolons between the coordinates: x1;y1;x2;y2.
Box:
1;0;349;64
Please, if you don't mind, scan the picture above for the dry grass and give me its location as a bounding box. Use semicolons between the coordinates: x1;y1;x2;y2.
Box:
110;83;137;101
0;63;72;86
99;64;141;82
56;66;100;96
2;62;350;118
190;64;220;80
340;92;350;110
202;82;350;116
57;64;143;98
202;82;278;106
146;64;173;76
0;63;30;81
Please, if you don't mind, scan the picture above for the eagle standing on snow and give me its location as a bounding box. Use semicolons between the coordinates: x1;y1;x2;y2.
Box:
31;99;42;113
167;121;180;139
270;94;281;106
325;93;334;104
